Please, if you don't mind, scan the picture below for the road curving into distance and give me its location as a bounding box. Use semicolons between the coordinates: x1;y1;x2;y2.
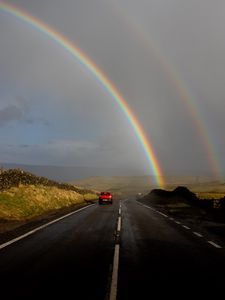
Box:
0;198;225;299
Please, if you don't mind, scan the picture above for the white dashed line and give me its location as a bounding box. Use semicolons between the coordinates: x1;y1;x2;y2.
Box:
207;241;222;249
109;244;120;300
0;204;95;251
193;232;203;237
169;217;174;220
109;208;122;300
117;216;121;232
182;225;190;230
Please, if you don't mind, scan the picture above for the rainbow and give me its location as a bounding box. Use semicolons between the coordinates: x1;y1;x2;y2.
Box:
142;40;222;181
0;1;165;187
111;1;222;181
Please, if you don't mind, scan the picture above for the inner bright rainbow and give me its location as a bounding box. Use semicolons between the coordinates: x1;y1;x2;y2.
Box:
0;1;164;187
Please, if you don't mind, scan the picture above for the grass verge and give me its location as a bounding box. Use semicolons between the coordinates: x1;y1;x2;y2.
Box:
0;184;98;222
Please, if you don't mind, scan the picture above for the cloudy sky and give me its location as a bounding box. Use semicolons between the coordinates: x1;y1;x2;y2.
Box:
0;0;225;179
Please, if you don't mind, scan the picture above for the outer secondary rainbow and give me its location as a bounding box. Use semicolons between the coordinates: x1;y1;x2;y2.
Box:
0;1;164;187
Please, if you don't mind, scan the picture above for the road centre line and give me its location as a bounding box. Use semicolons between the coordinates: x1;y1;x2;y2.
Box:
117;216;122;232
109;244;120;300
109;207;122;299
0;204;95;251
207;241;222;249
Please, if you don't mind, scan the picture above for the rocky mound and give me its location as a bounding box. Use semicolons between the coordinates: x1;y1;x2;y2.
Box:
151;186;198;202
143;186;225;210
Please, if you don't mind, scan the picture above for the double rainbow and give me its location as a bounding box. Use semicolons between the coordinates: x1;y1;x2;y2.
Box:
0;1;164;187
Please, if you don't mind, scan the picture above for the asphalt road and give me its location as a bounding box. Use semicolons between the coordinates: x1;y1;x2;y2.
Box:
0;198;225;299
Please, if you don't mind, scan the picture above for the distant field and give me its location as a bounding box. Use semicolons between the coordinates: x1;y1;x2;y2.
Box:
72;175;225;197
72;176;155;197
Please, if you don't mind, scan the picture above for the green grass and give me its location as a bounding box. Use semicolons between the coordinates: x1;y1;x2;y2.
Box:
84;193;99;201
196;192;225;200
167;202;191;209
0;185;98;221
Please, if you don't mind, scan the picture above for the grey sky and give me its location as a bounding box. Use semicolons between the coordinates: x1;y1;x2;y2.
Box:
0;0;224;178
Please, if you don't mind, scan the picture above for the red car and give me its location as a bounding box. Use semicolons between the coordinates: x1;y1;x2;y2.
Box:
99;192;113;205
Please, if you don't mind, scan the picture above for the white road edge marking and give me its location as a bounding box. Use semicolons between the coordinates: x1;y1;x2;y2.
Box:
0;204;95;251
156;211;168;218
207;241;222;249
117;216;122;232
138;201;223;249
182;225;190;230
193;232;203;237
109;244;120;300
139;203;169;217
140;204;155;211
175;221;181;224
